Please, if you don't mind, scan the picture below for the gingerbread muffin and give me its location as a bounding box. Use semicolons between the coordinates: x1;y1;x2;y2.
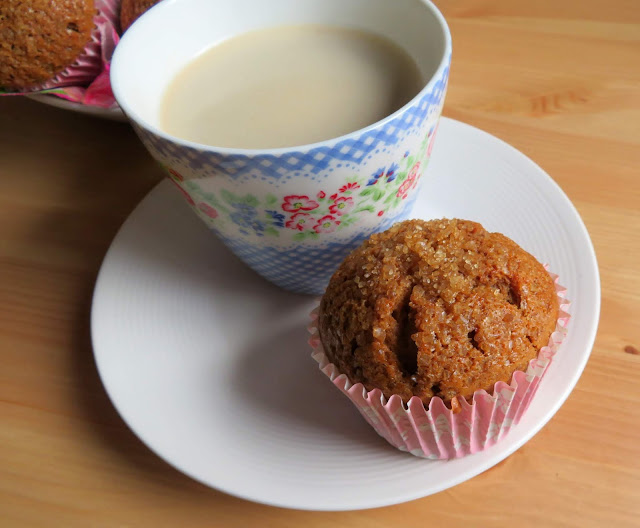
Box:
318;218;559;408
0;0;96;89
119;0;161;32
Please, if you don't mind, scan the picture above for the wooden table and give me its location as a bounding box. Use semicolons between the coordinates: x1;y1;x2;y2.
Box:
1;1;639;526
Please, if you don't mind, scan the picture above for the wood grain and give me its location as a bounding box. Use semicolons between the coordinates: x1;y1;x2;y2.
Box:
1;1;639;525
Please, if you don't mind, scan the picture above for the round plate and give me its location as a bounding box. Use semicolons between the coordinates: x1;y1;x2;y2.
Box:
27;94;126;121
91;117;600;511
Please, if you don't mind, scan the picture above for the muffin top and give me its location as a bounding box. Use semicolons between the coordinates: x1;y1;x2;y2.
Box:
318;219;559;407
0;0;96;89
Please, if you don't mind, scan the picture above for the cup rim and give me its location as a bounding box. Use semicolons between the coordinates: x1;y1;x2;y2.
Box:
111;0;452;156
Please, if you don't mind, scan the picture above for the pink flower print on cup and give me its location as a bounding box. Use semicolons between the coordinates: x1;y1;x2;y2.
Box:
168;178;195;205
168;168;184;182
329;196;354;216
397;179;413;200
198;202;218;219
313;215;341;234
399;161;422;196
407;162;421;182
286;212;314;231
282;195;319;213
339;182;360;193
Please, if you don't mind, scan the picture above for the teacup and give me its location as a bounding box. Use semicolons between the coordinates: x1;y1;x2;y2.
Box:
111;0;451;294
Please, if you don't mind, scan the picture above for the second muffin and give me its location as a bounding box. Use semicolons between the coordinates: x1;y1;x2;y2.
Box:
0;0;97;89
318;218;559;408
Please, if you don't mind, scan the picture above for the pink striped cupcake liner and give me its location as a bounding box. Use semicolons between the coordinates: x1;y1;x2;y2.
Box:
309;270;570;459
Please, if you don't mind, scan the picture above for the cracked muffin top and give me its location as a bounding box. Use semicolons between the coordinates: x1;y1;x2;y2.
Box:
318;218;558;407
0;0;96;89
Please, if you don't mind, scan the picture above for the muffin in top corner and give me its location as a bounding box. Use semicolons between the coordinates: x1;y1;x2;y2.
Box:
0;0;96;89
318;218;559;408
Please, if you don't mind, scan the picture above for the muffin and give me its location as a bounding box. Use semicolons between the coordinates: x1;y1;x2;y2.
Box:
120;0;161;32
312;218;569;458
318;218;559;408
0;0;97;89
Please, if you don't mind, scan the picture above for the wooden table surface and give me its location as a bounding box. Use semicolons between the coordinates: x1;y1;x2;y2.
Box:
1;1;639;526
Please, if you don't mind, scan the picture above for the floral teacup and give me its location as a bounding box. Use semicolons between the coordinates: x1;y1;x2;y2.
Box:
111;0;451;294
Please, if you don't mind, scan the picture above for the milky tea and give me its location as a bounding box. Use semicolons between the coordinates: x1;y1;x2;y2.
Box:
160;25;424;149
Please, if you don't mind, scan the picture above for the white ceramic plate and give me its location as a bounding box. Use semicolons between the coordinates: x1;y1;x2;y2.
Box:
27;94;126;121
91;117;600;511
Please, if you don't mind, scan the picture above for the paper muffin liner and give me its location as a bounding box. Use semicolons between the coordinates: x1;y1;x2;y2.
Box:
309;270;570;459
0;0;120;108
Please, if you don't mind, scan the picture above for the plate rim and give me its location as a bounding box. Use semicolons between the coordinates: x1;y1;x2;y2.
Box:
90;117;600;511
27;94;127;122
